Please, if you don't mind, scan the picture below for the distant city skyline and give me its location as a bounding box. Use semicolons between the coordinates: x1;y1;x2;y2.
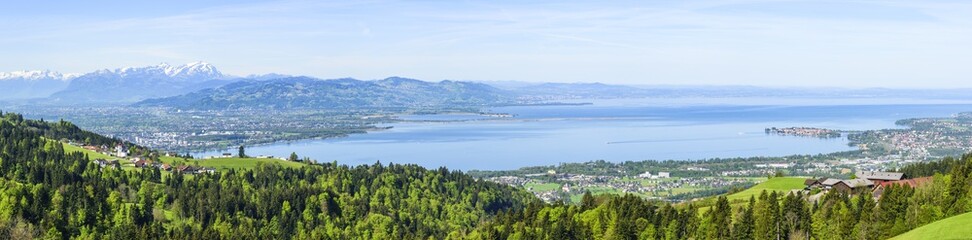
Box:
3;0;972;88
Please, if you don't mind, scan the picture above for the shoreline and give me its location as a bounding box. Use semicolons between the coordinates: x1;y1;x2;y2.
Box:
164;103;970;171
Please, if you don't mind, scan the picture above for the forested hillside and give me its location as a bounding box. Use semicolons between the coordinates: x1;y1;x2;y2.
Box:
470;155;972;240
0;111;535;239
2;110;972;239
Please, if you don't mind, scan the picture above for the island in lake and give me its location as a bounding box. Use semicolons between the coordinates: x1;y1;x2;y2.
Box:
765;127;842;138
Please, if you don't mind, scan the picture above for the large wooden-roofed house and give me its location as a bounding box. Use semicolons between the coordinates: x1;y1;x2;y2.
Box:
820;178;843;190
804;178;819;189
134;159;151;168
833;179;874;194
855;171;906;185
176;165;195;173
804;178;826;189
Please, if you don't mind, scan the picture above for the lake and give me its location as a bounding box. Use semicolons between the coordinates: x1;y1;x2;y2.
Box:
193;98;972;170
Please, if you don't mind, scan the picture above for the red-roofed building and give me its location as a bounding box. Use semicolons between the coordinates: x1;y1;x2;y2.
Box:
872;177;933;199
878;176;932;188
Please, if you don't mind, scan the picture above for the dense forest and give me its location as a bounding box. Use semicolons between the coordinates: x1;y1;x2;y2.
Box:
1;110;972;239
0;111;535;239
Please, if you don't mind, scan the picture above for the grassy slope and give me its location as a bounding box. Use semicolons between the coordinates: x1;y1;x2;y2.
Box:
696;177;805;214
61;143;138;169
61;144;118;160
726;177;806;201
524;182;561;192
159;156;306;170
62;142;306;170
891;212;972;240
61;143;116;160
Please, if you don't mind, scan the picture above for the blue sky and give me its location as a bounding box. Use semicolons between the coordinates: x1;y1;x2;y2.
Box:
2;0;971;88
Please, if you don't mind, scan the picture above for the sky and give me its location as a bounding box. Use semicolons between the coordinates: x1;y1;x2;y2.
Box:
2;0;971;88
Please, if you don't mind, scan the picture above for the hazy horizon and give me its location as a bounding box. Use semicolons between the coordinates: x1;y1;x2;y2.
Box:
4;0;972;88
8;60;972;90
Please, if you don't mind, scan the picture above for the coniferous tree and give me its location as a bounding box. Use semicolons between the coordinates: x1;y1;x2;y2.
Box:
708;196;732;239
580;191;596;211
754;190;780;240
733;196;756;240
853;192;878;240
769;191;782;240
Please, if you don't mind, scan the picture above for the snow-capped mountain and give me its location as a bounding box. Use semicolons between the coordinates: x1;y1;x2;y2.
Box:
49;62;236;104
0;70;78;100
0;70;78;81
167;61;224;80
97;61;225;81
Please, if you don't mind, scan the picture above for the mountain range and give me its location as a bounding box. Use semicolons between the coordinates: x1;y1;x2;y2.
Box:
0;62;239;104
0;70;76;100
133;76;515;110
6;61;972;108
48;62;234;103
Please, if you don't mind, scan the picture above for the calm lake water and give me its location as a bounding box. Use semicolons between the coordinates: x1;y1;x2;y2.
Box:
194;98;972;170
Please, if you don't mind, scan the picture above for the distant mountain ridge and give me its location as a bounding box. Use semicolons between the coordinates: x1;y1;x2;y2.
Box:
512;82;655;99
48;62;236;104
0;70;77;100
8;61;972;105
133;76;515;110
0;70;78;81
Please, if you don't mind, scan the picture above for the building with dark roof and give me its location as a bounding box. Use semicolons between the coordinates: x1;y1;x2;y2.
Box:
855;171;906;184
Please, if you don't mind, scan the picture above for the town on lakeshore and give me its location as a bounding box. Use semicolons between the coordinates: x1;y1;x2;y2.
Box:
475;113;972;203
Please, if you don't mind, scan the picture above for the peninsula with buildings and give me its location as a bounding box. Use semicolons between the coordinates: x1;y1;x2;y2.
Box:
765;127;843;138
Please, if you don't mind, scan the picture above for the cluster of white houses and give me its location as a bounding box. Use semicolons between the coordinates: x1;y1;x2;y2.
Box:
74;141;222;174
81;144;130;158
637;171;671;179
805;171;932;197
92;157;217;174
77;142;217;174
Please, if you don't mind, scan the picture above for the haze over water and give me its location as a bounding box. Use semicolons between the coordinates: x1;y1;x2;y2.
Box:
194;98;972;170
